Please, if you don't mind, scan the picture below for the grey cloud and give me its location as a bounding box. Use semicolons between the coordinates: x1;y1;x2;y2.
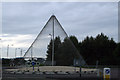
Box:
2;2;118;58
2;2;118;42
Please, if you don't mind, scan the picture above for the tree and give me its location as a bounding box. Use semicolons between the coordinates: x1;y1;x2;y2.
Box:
46;39;52;61
113;43;120;65
57;37;78;66
79;36;96;65
46;33;118;66
79;33;117;65
46;36;79;66
46;36;61;63
69;36;79;48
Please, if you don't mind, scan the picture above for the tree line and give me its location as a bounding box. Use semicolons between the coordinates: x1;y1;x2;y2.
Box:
46;33;120;66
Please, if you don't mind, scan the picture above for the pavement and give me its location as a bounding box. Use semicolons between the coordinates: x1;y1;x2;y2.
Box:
2;66;101;80
2;73;102;80
2;66;120;80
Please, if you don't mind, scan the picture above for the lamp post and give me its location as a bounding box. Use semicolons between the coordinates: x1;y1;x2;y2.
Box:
20;49;22;57
7;45;9;58
49;33;54;66
15;48;17;58
15;48;20;58
48;16;55;66
7;44;14;58
15;48;21;58
22;49;26;57
20;49;25;57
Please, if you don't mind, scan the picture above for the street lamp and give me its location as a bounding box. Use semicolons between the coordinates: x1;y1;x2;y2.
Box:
49;34;54;66
22;49;26;57
15;48;17;58
16;48;25;57
15;48;21;58
7;44;14;58
20;49;22;57
15;48;20;58
7;45;9;58
20;49;26;57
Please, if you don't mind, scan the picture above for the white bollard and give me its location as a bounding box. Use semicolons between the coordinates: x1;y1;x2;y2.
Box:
97;69;100;77
103;68;110;80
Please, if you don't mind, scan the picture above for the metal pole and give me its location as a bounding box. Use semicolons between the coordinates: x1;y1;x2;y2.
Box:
80;67;81;77
96;60;99;68
7;45;9;58
79;57;82;77
21;49;22;57
31;46;33;60
15;48;17;58
52;16;54;66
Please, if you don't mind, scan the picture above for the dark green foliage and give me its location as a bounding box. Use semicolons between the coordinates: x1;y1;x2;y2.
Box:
69;36;79;48
79;33;117;65
113;43;120;65
46;36;62;63
2;59;11;66
46;36;79;66
57;37;78;66
46;33;119;66
2;58;25;67
46;39;52;61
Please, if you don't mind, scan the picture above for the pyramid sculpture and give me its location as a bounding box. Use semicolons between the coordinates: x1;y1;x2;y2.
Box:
24;15;86;66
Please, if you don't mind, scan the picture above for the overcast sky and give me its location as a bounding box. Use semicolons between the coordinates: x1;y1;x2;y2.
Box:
2;2;118;58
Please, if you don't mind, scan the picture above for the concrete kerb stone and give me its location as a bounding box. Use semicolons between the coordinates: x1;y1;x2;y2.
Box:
9;71;15;74
15;71;81;75
68;71;78;74
45;71;55;74
4;66;100;76
57;71;68;74
39;72;44;74
24;71;33;74
15;71;23;74
35;71;40;74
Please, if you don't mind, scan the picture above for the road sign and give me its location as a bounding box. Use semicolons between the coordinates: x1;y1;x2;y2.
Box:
31;61;35;71
32;61;35;66
104;68;110;80
105;69;110;74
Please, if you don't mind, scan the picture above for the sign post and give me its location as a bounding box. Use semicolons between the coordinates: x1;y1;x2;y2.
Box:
32;61;35;72
103;68;110;80
37;62;40;71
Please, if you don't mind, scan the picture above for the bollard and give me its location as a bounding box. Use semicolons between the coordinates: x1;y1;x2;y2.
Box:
97;69;100;77
32;61;35;72
103;68;110;80
79;67;82;77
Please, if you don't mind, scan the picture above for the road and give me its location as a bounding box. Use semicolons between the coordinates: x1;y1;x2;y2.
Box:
2;67;120;80
2;73;103;80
